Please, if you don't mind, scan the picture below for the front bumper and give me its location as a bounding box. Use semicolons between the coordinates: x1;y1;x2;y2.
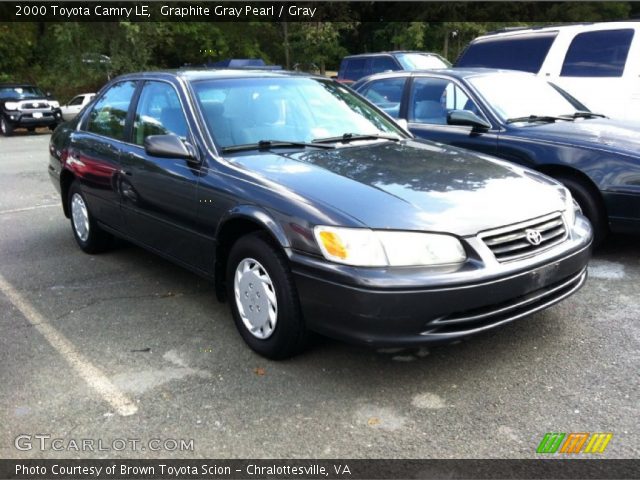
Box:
290;215;592;347
4;109;61;127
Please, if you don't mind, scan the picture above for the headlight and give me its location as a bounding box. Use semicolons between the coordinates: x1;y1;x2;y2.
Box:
49;101;60;108
314;226;466;267
560;187;580;227
5;102;19;110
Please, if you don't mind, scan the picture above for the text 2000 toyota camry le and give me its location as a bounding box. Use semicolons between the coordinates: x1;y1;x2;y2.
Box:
48;70;592;359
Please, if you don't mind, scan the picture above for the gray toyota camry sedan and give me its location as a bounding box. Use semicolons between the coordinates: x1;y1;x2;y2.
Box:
48;70;593;358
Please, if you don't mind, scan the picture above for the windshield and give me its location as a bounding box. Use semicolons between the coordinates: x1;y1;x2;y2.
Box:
0;86;46;100
192;77;404;149
468;73;580;122
395;53;450;70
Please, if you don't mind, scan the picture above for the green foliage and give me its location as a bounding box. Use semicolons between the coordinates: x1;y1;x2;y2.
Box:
0;4;635;98
288;22;354;73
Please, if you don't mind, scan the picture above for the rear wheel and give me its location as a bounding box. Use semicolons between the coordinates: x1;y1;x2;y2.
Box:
0;116;13;136
68;181;113;253
226;233;308;359
556;174;608;246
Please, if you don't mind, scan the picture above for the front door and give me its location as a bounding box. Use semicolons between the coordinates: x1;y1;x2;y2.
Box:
119;80;203;267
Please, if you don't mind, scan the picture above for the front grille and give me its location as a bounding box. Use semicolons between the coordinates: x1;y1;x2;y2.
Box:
20;101;50;111
480;213;567;263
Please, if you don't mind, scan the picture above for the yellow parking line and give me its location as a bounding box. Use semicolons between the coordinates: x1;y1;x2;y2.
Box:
0;273;138;416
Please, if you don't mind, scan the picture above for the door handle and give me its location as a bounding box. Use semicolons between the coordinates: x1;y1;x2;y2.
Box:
119;169;132;176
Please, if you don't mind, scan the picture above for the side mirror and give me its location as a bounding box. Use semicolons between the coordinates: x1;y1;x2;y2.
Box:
447;110;491;131
46;92;52;98
144;135;194;159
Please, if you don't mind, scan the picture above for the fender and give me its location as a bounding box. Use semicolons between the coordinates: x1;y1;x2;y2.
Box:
216;204;291;249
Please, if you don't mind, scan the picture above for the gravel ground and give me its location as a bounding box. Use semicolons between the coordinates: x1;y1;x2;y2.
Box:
1;132;638;459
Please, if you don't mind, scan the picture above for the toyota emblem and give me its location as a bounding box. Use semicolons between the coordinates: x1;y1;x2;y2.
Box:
525;229;543;246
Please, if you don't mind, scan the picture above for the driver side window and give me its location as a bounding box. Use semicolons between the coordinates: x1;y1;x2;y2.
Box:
133;81;189;146
68;96;85;106
409;78;481;124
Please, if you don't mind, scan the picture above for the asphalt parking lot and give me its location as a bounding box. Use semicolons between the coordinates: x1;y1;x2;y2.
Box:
1;132;638;460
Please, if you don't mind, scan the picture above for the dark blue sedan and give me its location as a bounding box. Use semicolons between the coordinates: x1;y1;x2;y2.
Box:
353;68;640;243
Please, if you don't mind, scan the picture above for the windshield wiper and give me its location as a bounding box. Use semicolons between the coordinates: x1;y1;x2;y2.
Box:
561;111;607;119
312;132;401;144
221;140;335;153
506;115;575;124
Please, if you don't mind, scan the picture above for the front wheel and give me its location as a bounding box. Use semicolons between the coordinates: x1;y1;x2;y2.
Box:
226;233;308;359
68;181;113;253
0;116;13;136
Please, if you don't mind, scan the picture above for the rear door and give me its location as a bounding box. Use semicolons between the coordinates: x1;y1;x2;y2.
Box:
119;80;203;267
405;75;498;155
69;80;137;232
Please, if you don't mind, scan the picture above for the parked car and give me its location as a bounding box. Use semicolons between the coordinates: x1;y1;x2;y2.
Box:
0;83;62;136
455;22;640;121
202;58;282;71
353;68;640;243
48;70;591;358
337;51;450;85
60;93;95;121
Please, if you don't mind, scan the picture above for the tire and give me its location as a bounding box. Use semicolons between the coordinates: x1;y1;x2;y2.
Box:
0;116;14;136
556;174;608;246
67;181;113;253
226;232;308;359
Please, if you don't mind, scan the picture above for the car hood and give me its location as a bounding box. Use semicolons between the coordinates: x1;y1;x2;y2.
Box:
230;140;565;236
518;119;640;157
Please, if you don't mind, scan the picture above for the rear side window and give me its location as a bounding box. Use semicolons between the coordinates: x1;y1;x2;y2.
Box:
86;81;136;140
370;56;399;74
341;58;367;81
561;29;634;77
456;32;558;73
360;77;407;118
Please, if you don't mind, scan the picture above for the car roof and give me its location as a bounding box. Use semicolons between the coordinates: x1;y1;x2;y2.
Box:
478;21;640;39
355;67;535;83
114;69;325;83
344;51;443;59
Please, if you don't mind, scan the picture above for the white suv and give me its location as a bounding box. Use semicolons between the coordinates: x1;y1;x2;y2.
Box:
456;22;640;121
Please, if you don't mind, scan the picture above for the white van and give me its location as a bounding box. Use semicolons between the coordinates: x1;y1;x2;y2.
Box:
456;22;640;121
